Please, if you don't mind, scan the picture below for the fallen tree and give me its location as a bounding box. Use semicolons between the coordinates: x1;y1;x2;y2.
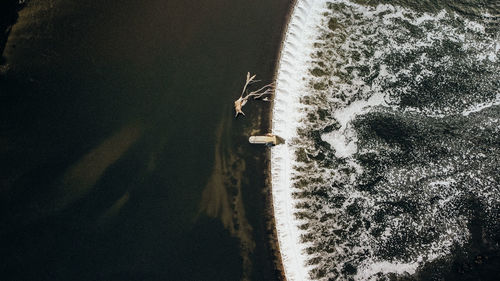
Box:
234;72;274;117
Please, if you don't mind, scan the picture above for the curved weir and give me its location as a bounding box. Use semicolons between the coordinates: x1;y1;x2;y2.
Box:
271;1;327;280
271;0;500;280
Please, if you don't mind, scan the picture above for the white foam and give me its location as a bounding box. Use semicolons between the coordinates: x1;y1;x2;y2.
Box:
271;1;328;280
272;1;500;280
356;260;419;280
321;92;387;158
462;93;500;116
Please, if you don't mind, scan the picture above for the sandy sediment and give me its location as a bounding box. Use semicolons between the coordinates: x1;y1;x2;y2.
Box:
0;0;24;63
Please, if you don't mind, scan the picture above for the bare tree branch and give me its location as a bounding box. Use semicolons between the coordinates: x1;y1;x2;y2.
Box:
246;82;275;99
234;73;274;117
240;72;256;98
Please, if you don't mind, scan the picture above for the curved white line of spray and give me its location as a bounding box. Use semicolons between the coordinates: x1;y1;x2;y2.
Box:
271;1;328;280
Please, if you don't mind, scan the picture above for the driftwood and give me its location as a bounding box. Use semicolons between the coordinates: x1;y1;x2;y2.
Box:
234;72;274;117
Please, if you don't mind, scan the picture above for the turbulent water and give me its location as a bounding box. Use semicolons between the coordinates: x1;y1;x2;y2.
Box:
273;0;499;280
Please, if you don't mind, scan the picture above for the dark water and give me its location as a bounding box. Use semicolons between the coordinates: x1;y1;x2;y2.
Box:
289;0;499;280
0;0;291;280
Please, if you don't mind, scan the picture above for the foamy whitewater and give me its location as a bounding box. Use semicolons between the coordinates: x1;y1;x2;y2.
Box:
271;1;327;280
272;0;499;280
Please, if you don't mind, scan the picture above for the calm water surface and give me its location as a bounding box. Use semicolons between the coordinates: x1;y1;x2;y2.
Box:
0;0;291;280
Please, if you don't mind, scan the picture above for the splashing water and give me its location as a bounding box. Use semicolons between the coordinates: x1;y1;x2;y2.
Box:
273;0;500;280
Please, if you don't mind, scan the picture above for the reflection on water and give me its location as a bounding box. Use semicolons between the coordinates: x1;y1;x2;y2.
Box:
199;114;256;281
